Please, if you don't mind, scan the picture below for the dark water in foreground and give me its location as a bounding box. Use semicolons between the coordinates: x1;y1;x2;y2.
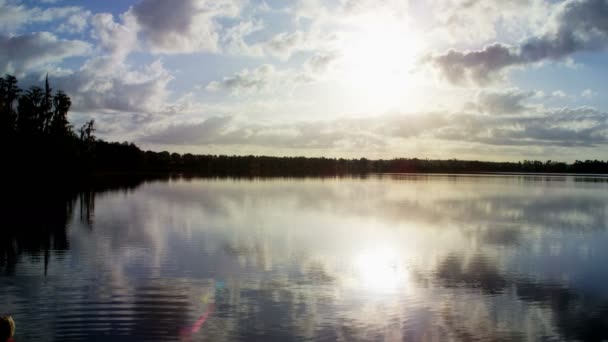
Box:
2;175;608;341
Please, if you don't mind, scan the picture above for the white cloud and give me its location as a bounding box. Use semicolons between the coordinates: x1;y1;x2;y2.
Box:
206;61;324;95
581;89;597;99
0;0;90;33
206;51;339;96
552;90;567;98
224;26;337;60
222;19;265;56
51;57;173;115
428;0;548;44
57;10;91;34
44;10;172;116
38;9;175;117
304;52;339;73
294;0;410;23
262;31;309;58
90;12;139;60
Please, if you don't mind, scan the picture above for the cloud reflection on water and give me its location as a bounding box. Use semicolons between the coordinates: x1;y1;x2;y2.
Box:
1;175;608;341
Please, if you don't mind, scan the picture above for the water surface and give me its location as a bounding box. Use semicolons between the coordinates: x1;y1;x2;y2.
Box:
2;175;608;341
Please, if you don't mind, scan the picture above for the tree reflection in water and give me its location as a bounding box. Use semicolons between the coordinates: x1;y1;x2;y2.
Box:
0;176;155;275
1;175;608;341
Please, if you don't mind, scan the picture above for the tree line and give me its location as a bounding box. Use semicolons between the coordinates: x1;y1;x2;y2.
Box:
2;74;608;178
0;74;95;178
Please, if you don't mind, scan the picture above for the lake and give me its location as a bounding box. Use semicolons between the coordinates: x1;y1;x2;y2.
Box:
2;174;608;341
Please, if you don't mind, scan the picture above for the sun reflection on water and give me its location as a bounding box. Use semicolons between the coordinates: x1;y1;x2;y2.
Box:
355;247;406;293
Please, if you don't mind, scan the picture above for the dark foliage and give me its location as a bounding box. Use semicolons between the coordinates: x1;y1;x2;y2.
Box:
1;74;608;178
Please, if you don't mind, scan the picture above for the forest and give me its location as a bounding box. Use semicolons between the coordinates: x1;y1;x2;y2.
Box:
2;74;608;178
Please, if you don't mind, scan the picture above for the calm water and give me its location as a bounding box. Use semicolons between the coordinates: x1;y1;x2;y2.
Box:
2;175;608;341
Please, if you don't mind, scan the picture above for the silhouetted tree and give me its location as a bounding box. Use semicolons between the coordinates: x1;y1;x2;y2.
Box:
79;119;95;144
17;86;45;136
3;75;608;179
49;90;72;138
43;74;53;133
0;75;21;138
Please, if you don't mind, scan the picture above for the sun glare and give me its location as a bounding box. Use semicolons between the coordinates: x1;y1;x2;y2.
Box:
337;19;422;112
355;247;406;292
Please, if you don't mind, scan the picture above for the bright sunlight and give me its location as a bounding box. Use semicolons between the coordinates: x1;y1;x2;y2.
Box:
337;18;423;112
355;247;406;292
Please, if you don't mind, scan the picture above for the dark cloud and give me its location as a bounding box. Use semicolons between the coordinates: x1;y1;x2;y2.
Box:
131;0;241;53
429;0;608;84
0;32;90;75
429;43;519;84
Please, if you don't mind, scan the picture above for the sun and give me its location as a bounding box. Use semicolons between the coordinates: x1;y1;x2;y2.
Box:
336;18;423;112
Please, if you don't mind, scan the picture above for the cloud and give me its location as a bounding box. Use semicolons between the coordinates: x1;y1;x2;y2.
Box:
140;115;387;150
139;116;235;145
206;52;338;95
430;0;546;44
304;52;339;73
57;9;91;34
294;0;410;22
52;58;173;115
206;64;277;94
225;26;336;60
206;61;323;95
0;0;90;33
581;89;597;99
470;89;538;115
90;12;139;60
552;90;567;98
131;0;243;54
139;90;608;151
261;31;312;59
2;0;605;160
221;19;265;56
435;107;608;147
428;43;519;84
39;11;173;117
428;0;608;84
0;32;91;76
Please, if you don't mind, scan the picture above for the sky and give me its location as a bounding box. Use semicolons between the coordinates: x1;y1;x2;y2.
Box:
1;0;607;161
